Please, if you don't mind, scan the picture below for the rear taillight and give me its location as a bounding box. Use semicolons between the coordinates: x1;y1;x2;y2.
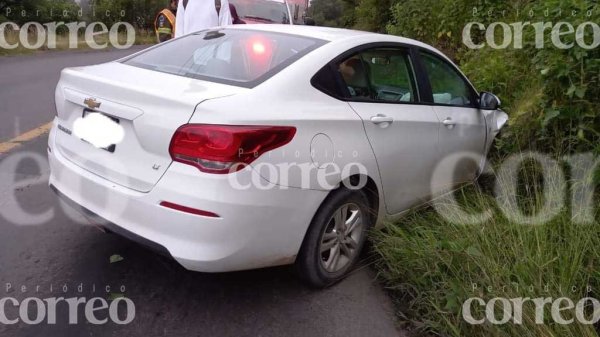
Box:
169;124;296;174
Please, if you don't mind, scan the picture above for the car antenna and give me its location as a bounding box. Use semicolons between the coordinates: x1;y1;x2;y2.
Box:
204;30;226;40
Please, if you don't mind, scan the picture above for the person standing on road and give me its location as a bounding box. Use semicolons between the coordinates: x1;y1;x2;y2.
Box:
175;0;233;38
155;0;179;43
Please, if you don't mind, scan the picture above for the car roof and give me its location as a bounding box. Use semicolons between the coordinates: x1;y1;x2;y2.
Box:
224;24;389;42
223;24;436;51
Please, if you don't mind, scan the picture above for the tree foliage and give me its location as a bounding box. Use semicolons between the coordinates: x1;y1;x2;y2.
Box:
353;0;393;33
307;0;355;28
0;0;168;29
89;0;167;29
0;0;80;24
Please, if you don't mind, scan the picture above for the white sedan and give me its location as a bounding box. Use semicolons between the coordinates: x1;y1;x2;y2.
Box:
48;25;507;287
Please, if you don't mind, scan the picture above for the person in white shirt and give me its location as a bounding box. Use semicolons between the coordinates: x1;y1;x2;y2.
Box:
175;0;233;38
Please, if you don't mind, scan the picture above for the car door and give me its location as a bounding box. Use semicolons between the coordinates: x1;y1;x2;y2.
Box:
418;50;487;188
337;46;441;215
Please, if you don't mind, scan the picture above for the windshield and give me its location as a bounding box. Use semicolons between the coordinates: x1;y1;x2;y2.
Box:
229;0;290;24
123;29;325;88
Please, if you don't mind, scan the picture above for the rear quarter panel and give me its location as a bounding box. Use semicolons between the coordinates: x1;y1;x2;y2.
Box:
186;37;389;225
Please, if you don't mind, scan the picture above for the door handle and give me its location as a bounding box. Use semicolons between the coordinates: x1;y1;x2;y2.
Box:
443;118;456;129
371;114;393;128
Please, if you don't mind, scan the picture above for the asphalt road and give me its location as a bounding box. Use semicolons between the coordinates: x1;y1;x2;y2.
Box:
0;46;148;142
0;49;402;336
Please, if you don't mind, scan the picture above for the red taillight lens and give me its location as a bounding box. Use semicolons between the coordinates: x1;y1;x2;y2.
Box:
169;124;296;174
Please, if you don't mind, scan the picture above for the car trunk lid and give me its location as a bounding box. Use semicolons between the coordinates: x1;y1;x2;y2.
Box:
54;61;247;192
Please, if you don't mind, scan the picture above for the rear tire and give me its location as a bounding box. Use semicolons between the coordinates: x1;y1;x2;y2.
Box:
296;187;372;288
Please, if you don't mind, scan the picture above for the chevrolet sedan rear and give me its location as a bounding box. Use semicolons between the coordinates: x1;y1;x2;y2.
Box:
49;25;506;287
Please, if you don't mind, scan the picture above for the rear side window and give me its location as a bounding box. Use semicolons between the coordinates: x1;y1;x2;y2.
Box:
123;29;325;88
312;65;346;99
336;48;418;103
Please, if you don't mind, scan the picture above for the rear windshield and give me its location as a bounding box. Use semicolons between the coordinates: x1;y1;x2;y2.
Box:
123;29;326;88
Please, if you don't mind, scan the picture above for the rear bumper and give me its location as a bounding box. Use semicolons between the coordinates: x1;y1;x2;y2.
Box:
50;184;173;257
47;121;329;272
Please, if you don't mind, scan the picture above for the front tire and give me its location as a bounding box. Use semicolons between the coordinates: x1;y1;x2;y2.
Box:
296;187;372;288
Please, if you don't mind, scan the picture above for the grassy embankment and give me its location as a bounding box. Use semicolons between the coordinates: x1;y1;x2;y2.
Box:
372;164;599;336
351;1;600;335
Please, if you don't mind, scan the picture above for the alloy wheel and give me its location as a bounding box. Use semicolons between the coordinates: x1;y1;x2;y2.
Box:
319;203;364;273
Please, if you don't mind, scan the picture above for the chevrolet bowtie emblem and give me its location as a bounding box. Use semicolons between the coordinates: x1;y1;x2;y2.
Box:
84;98;101;109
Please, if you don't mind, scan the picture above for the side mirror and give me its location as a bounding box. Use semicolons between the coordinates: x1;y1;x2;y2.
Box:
480;92;501;110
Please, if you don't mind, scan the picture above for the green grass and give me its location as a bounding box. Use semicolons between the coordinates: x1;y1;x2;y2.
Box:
0;30;156;57
372;163;600;337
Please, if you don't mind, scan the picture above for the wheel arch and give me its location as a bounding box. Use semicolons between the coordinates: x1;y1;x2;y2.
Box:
305;173;383;238
294;173;382;286
345;174;380;227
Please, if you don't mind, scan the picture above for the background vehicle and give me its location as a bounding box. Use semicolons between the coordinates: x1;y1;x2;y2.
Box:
287;0;310;25
229;0;294;24
48;25;506;288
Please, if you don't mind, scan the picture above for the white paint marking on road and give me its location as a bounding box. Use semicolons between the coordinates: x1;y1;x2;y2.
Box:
0;122;53;154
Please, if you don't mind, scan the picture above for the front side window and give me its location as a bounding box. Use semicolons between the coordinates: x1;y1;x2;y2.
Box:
337;48;417;103
123;29;324;87
420;52;474;107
